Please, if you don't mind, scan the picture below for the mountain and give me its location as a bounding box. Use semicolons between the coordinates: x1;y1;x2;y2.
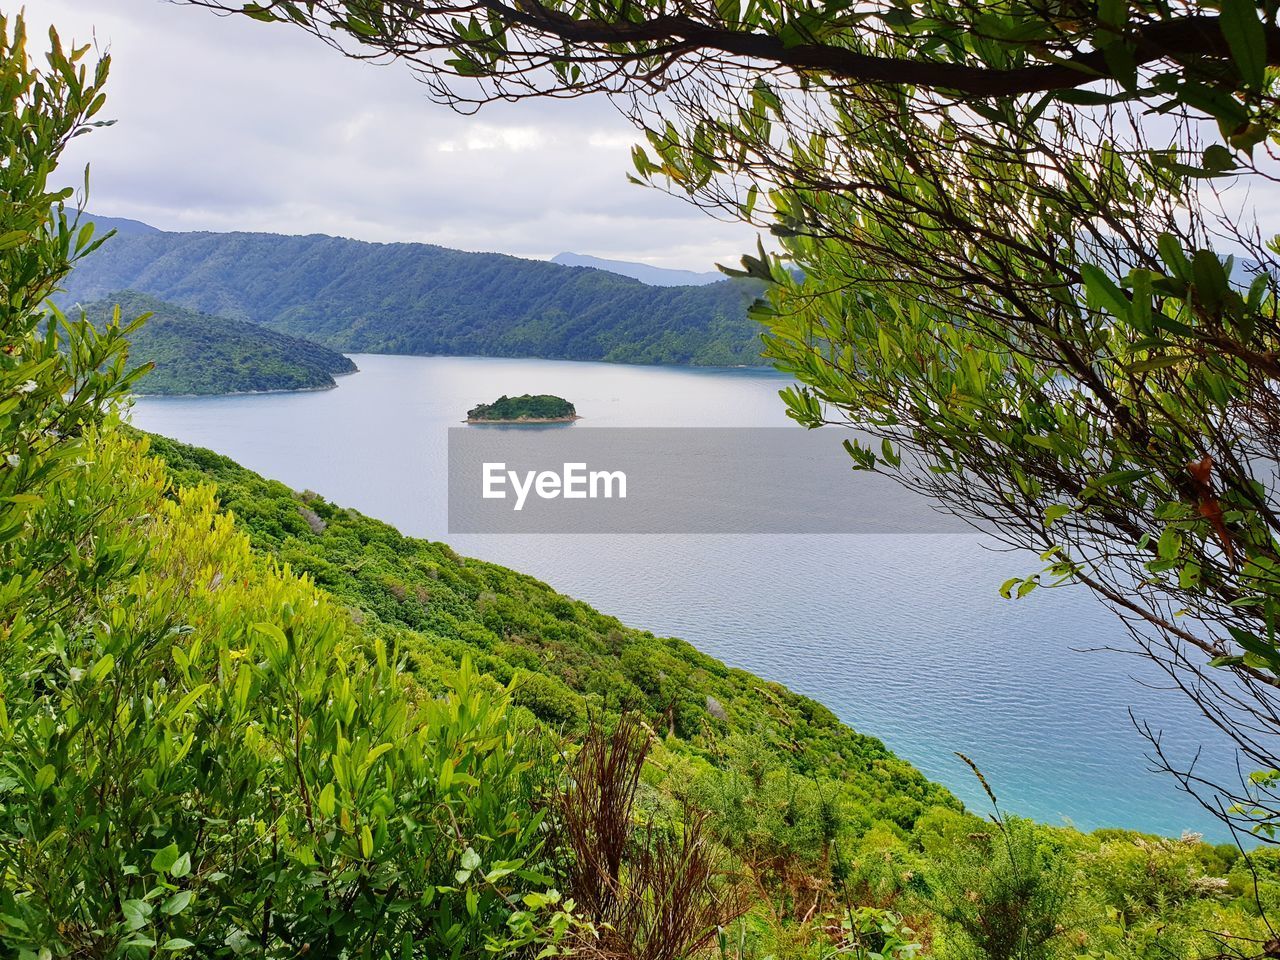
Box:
59;229;767;366
81;290;357;395
82;212;161;236
550;251;725;286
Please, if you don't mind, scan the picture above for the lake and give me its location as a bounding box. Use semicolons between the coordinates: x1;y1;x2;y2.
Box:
132;352;1244;840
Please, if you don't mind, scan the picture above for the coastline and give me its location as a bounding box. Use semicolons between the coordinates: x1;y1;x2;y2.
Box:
464;414;582;424
135;379;340;400
132;360;360;399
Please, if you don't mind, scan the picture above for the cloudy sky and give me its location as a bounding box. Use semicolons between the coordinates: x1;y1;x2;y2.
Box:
26;0;755;270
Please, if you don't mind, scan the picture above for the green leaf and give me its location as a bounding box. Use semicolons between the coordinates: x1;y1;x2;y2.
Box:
1220;0;1267;88
318;782;336;817
1156;526;1182;560
1128;354;1193;373
87;653;115;682
161;891;194;916
1202;143;1237;173
1209;654;1246;668
1080;264;1130;319
1157;233;1191;280
151;843;180;874
1044;504;1071;526
32;764;55;793
1191;249;1228;312
121;899;151;931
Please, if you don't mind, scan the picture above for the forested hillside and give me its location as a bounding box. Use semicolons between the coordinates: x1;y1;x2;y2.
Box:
60;229;766;366
82;291;357;395
141;432;1280;960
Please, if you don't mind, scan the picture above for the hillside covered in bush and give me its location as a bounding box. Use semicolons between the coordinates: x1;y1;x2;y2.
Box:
81;290;357;395
60;229;766;366
143;432;1280;960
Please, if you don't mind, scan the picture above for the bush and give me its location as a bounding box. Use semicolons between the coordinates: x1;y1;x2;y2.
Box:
0;25;566;956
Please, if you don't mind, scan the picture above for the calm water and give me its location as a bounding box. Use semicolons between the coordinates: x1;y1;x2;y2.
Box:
133;353;1245;840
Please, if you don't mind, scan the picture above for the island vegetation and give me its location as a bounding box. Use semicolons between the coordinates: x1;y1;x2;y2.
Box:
467;394;578;423
81;290;357;395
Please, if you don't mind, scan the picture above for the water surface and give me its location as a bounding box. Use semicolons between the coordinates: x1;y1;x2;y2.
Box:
133;353;1246;840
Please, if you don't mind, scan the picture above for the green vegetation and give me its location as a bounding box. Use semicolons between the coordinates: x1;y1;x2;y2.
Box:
468;394;578;422
82;290;357;395
60;231;765;367
232;0;1280;848
8;8;1280;960
135;432;1279;960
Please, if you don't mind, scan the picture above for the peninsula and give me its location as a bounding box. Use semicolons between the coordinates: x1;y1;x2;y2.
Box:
466;394;579;423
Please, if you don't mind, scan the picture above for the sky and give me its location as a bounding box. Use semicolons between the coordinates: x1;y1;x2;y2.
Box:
23;1;1279;270
25;0;756;270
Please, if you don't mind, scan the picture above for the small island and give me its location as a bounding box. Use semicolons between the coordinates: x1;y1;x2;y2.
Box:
466;394;579;423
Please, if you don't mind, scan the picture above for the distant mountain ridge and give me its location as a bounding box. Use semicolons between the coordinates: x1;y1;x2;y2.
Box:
62;226;766;366
83;213;162;237
82;290;357;395
550;252;724;286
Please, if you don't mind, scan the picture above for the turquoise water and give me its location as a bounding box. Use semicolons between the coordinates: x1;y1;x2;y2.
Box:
132;353;1245;840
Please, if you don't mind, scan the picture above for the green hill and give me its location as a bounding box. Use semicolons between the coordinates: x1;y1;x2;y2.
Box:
140;431;1268;957
147;430;932;796
59;229;766;366
80;290;357;395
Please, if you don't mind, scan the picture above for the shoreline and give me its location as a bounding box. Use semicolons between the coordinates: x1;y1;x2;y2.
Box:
133;362;360;400
464;414;582;424
137;381;338;399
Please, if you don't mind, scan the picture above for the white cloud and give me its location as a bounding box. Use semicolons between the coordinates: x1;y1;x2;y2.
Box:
22;0;755;270
437;124;549;153
587;131;641;150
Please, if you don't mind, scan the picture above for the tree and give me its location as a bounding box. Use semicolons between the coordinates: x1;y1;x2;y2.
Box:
189;0;1280;837
0;19;572;954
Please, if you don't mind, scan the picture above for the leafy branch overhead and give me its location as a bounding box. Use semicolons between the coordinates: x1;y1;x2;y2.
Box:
213;0;1280;110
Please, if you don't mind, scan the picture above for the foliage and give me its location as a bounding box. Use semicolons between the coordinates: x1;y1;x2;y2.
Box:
146;431;946;805
59;229;766;366
192;0;1280;109
82;290;356;395
0;11;138;673
12;7;1280;958
0;22;568;957
197;0;1280;845
551;714;747;960
929;818;1069;960
3;440;567;957
196;0;1280;867
127;435;1280;957
468;394;578;422
920;763;1070;960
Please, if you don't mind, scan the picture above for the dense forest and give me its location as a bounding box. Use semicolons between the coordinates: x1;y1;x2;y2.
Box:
59;229;766;366
468;394;578;422
81;291;357;395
